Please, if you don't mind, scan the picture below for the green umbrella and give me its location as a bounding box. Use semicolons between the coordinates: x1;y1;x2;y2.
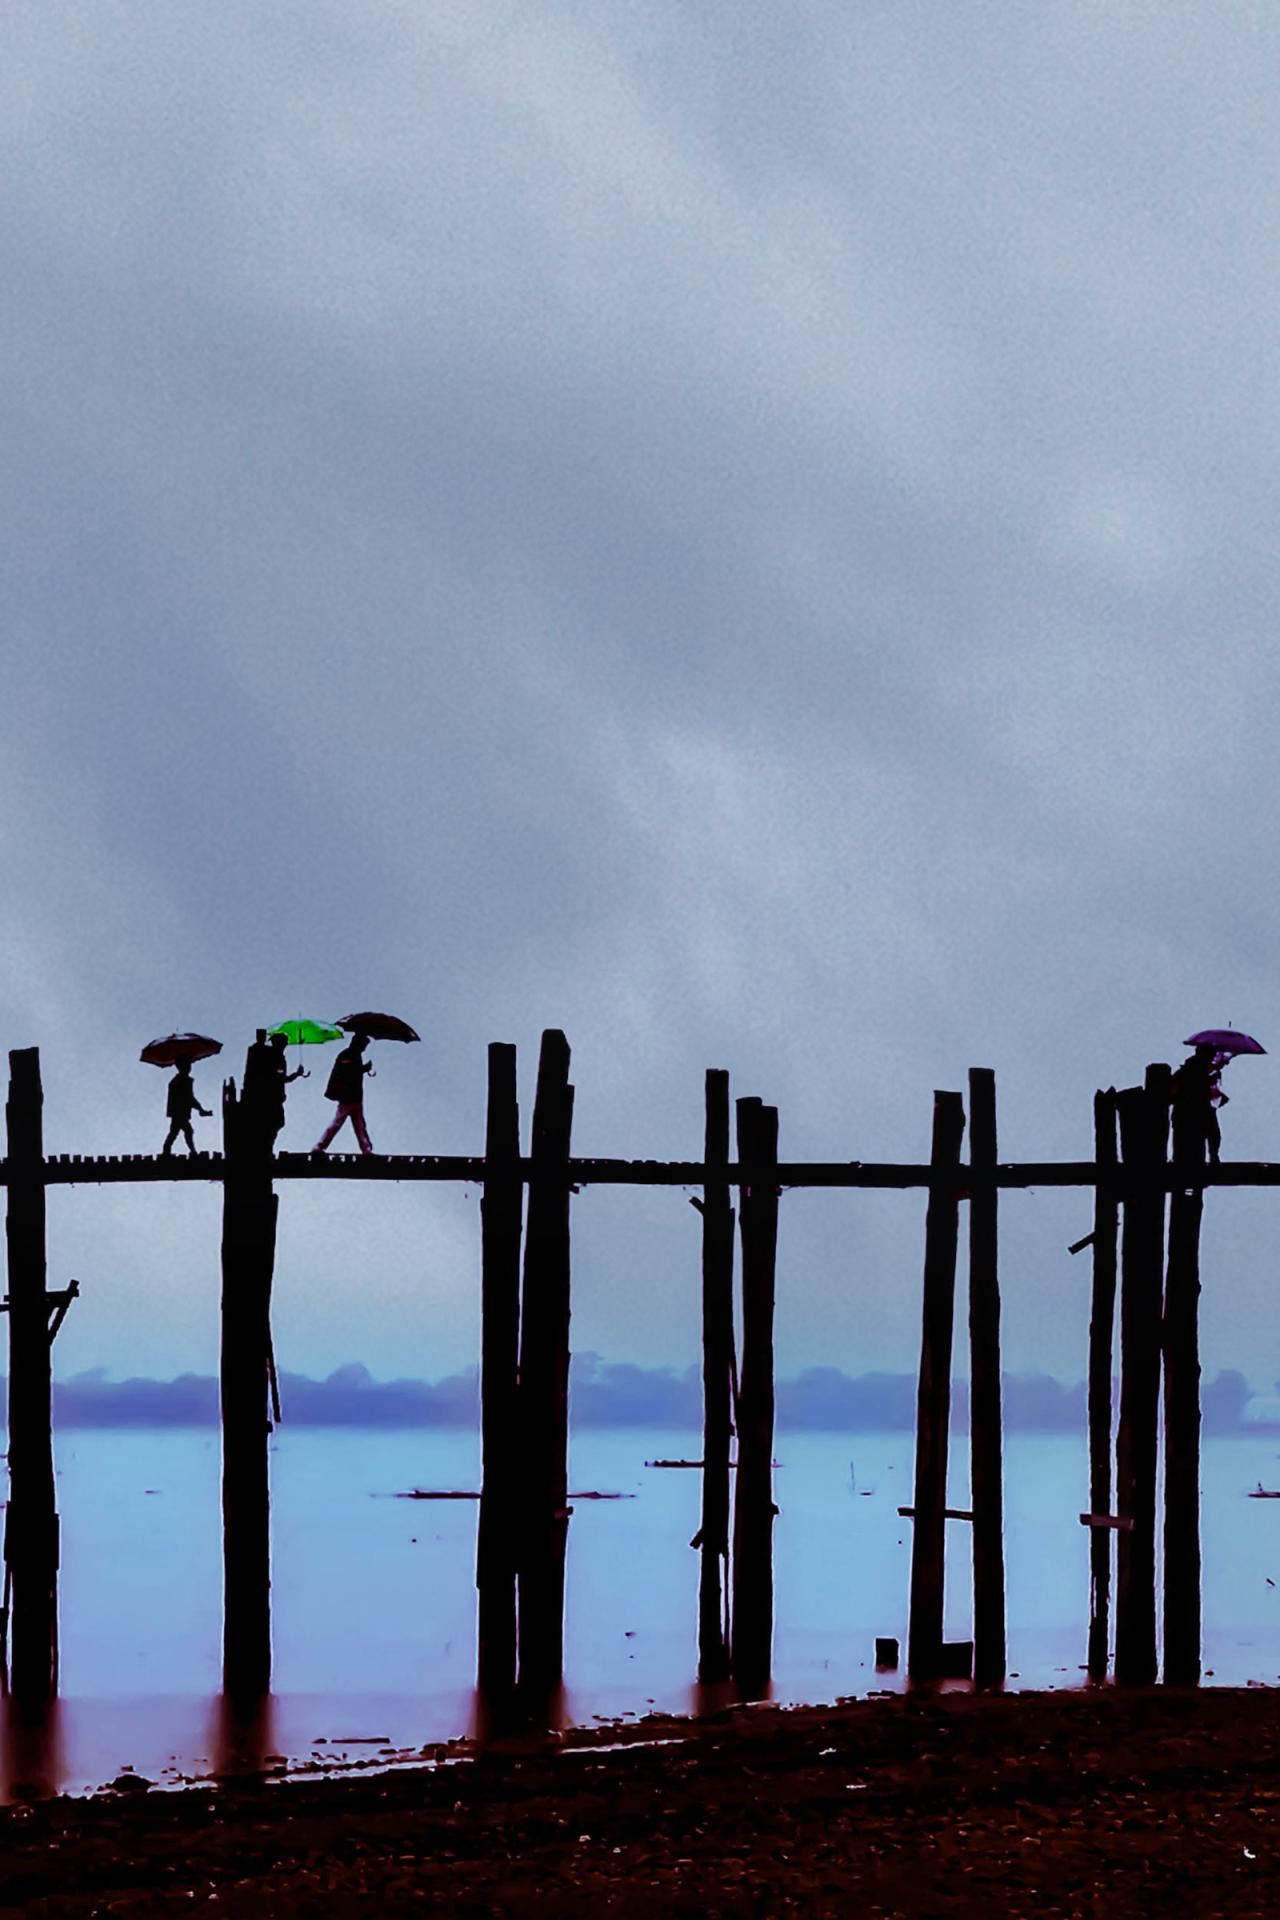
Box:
268;1018;344;1046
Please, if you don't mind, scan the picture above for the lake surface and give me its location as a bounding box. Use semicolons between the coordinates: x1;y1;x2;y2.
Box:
9;1426;1280;1794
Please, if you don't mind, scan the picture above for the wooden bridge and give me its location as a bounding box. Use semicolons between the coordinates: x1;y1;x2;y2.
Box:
8;1151;1280;1188
0;1037;1242;1729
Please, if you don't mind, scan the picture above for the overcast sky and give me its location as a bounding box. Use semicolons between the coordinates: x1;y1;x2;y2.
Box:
3;3;1280;1392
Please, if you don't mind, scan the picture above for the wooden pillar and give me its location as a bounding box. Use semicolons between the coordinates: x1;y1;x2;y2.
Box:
731;1097;779;1698
967;1067;1005;1688
1114;1065;1169;1687
1087;1088;1120;1681
477;1042;523;1714
516;1030;574;1714
1163;1080;1204;1687
907;1090;966;1683
4;1049;58;1705
696;1069;734;1684
220;1033;278;1702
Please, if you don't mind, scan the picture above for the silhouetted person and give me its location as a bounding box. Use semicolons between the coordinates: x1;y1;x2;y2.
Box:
161;1061;211;1157
1171;1042;1225;1166
267;1031;307;1144
241;1029;280;1154
313;1034;374;1154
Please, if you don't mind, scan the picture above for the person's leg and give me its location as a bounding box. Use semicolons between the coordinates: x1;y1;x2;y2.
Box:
1207;1107;1222;1165
352;1105;373;1155
180;1121;197;1155
312;1106;347;1153
162;1120;181;1156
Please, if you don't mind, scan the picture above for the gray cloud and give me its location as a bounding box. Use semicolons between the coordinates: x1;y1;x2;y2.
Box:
4;4;1280;1392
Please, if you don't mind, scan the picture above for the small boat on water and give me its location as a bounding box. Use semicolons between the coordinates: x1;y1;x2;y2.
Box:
1248;1483;1280;1499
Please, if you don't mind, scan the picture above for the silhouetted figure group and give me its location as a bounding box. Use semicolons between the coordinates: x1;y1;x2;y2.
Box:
159;1031;375;1156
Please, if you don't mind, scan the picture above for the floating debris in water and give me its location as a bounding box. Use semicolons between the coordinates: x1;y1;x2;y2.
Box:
392;1488;632;1500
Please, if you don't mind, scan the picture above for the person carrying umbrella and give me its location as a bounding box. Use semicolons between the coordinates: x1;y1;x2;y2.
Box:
142;1034;221;1156
312;1033;375;1155
1172;1028;1266;1169
268;1031;308;1144
1170;1043;1223;1166
162;1060;213;1157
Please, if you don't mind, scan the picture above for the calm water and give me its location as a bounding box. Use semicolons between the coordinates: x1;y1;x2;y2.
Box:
8;1426;1280;1794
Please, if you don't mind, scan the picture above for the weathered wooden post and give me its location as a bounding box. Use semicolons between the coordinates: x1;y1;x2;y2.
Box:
1087;1088;1120;1681
1114;1065;1169;1687
516;1030;574;1715
967;1067;1005;1688
1163;1072;1205;1686
477;1042;523;1716
907;1090;966;1683
695;1069;735;1685
4;1049;58;1704
220;1032;279;1702
731;1097;779;1698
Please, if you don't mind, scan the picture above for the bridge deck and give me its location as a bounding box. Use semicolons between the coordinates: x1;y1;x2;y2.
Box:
1;1154;1277;1188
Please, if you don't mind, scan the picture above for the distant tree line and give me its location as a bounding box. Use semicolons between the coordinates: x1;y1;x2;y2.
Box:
13;1359;1258;1432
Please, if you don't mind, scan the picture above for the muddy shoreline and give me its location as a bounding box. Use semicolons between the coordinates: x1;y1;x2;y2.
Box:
3;1689;1280;1914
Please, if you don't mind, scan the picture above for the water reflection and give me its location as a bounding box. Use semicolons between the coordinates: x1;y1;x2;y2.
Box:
689;1677;740;1719
212;1691;277;1781
22;1426;1280;1794
1;1695;63;1800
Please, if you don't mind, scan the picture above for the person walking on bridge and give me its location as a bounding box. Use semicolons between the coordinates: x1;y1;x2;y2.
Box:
312;1033;374;1155
268;1030;307;1145
1171;1042;1225;1166
161;1060;212;1157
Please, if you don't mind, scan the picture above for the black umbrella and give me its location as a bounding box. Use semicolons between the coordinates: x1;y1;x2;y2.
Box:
140;1033;222;1069
334;1012;420;1043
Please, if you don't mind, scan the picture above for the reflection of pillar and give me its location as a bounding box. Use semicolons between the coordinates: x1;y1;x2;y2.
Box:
220;1037;278;1702
477;1042;523;1718
5;1047;59;1706
731;1097;779;1699
907;1091;965;1683
697;1069;734;1685
516;1031;574;1716
1;1695;62;1801
213;1688;277;1782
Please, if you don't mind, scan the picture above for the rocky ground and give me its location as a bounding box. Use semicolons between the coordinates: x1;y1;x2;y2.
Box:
3;1688;1280;1915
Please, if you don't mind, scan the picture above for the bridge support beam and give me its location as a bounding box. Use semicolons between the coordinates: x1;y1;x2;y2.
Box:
4;1048;58;1705
732;1095;780;1699
220;1035;278;1703
907;1090;966;1683
697;1068;735;1685
477;1042;523;1723
516;1030;575;1720
1115;1066;1170;1687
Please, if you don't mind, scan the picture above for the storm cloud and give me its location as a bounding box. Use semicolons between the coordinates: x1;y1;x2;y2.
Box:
3;4;1280;1394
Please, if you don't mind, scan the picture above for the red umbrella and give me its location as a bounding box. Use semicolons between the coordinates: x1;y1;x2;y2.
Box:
334;1012;420;1043
140;1033;223;1069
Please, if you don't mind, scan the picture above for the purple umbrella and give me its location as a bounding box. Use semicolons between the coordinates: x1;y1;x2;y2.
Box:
1184;1029;1266;1057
